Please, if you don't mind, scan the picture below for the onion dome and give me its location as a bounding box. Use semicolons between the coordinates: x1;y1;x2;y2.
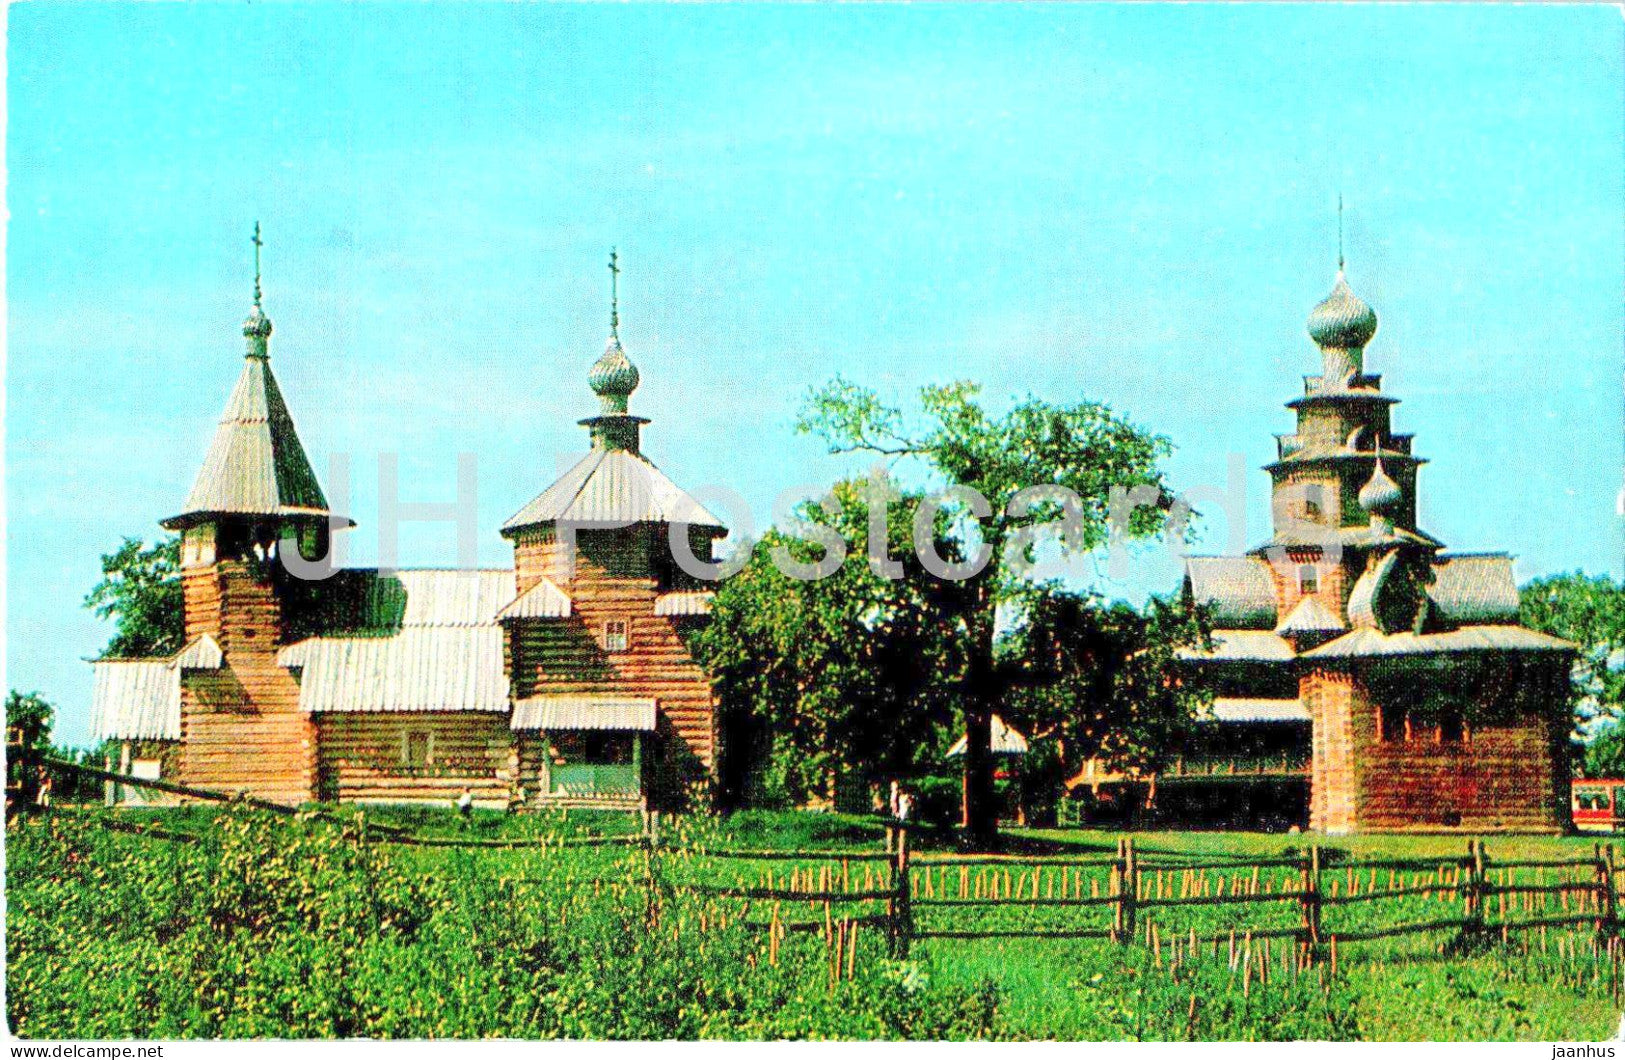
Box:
1307;271;1377;350
242;303;273;339
1358;452;1403;516
588;335;640;414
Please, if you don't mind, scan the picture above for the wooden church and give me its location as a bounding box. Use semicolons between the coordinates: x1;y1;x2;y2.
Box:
91;243;722;809
1175;256;1577;833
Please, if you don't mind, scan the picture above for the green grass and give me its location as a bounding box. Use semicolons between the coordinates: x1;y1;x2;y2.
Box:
8;806;1621;1040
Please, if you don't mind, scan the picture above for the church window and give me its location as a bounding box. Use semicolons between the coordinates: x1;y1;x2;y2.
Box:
604;619;630;653
403;730;433;767
1298;564;1319;596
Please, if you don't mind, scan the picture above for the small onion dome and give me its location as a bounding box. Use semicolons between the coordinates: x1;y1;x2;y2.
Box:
588;335;640;413
242;303;273;339
1307;271;1377;349
1358;453;1403;515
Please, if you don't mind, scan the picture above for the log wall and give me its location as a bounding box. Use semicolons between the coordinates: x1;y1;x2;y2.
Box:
315;712;514;808
178;560;316;806
1308;657;1571;833
510;526;716;807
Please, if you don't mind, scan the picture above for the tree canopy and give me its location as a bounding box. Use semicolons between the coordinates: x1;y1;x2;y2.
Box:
792;378;1185;845
1519;572;1625;749
690;478;965;809
84;535;184;658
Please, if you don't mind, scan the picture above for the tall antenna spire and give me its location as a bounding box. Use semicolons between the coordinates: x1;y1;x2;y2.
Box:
251;221;264;307
1337;194;1345;273
608;247;620;339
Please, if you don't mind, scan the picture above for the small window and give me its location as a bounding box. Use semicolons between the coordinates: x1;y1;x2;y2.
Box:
1378;699;1407;743
1304;497;1323;521
403;730;432;767
604;619;630;653
1298;564;1319;597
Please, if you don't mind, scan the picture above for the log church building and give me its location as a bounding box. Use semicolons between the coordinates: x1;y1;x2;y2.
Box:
91;244;723;810
1170;256;1576;832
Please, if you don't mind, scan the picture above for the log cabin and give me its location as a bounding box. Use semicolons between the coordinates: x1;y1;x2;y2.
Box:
90;244;723;811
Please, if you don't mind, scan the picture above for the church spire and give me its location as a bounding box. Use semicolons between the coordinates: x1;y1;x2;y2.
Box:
609;246;620;340
581;249;647;452
162;226;343;532
242;222;273;358
1337;193;1345;273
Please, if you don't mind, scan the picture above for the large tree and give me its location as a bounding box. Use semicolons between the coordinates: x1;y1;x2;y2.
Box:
1520;572;1625;767
997;589;1211;789
798;379;1178;846
691;478;965;809
84;534;184;658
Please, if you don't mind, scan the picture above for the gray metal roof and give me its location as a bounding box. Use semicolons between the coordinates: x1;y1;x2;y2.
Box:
293;569;517;635
653;591;714;617
1206;697;1311;723
1303;625;1575;659
171;634;224;670
1180;630;1298;662
496;578;573;620
1275;595;1345;634
91;660;180;740
1184;556;1277;629
510;696;657;731
1428;554;1521;624
163;354;340;529
279;628;510;713
502;448;725;535
278;569;517;712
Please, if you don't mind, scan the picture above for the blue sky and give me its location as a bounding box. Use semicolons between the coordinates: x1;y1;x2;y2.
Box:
9;3;1623;746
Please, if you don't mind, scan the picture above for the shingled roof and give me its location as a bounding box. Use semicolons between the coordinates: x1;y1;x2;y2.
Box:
501;448;724;535
162;348;341;531
1184;556;1277;629
1427;554;1522;624
1302;625;1574;659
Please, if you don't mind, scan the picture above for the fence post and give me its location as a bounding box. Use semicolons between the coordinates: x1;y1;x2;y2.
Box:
898;825;914;957
1606;845;1618;940
1597;842;1617;942
1306;845;1323;960
886;824;913;957
1122;837;1139;946
1110;839;1125;944
1461;838;1485;941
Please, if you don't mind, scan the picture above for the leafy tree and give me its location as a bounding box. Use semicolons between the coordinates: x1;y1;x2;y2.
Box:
1519;573;1625;742
1582;723;1625;779
85;535;184;658
692;479;965;809
998;590;1211;796
798;379;1178;846
7;690;53;749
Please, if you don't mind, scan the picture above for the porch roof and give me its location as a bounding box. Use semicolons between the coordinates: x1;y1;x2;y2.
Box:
510;696;657;731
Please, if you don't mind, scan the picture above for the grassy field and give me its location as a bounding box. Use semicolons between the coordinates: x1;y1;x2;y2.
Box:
6;805;1620;1040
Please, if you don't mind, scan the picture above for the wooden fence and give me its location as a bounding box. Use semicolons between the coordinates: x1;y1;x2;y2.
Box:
681;827;1622;963
23;756;1623;970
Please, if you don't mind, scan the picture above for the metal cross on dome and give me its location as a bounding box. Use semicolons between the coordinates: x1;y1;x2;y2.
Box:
608;247;620;338
251;222;264;307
